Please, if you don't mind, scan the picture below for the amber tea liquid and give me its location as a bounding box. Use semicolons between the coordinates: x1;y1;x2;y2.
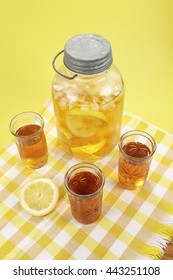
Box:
118;141;151;190
16;124;48;169
67;170;103;224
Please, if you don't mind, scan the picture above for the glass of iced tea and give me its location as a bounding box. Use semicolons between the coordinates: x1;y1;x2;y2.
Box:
9;112;48;169
118;130;156;190
64;162;105;224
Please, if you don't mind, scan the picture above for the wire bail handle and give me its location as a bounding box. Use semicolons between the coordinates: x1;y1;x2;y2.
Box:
52;50;78;80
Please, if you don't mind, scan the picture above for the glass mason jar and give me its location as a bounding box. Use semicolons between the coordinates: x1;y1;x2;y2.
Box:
52;34;125;160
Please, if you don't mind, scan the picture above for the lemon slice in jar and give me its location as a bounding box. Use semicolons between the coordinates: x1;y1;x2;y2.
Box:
65;109;107;138
20;178;59;216
58;126;73;139
72;139;106;154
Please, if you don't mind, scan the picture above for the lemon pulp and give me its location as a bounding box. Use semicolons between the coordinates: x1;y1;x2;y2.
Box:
20;178;59;216
65;109;107;138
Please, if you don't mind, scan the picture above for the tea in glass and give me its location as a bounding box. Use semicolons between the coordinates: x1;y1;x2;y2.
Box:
10;112;48;169
118;130;156;190
64;163;105;224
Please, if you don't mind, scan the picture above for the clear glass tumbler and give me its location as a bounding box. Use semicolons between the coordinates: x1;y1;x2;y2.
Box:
9;112;48;169
118;130;156;190
64;162;105;224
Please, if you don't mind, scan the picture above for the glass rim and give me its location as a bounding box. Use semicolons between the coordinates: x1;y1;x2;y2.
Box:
9;111;45;139
64;162;105;199
118;130;157;161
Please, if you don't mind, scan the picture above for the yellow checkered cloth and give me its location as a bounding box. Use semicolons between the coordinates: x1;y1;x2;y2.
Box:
1;99;173;260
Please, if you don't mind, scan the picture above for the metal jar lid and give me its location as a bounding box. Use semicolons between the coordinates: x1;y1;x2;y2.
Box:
63;34;113;75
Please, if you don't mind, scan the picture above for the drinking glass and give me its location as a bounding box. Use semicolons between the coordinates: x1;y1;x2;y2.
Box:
64;162;105;224
9;112;48;169
118;130;156;190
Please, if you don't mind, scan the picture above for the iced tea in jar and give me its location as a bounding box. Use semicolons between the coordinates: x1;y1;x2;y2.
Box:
52;34;125;160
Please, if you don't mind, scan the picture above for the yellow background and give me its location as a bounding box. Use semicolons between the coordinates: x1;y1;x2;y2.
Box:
1;0;173;147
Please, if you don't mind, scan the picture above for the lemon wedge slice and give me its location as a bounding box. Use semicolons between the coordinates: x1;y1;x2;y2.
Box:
71;139;106;155
20;178;59;216
66;109;107;138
